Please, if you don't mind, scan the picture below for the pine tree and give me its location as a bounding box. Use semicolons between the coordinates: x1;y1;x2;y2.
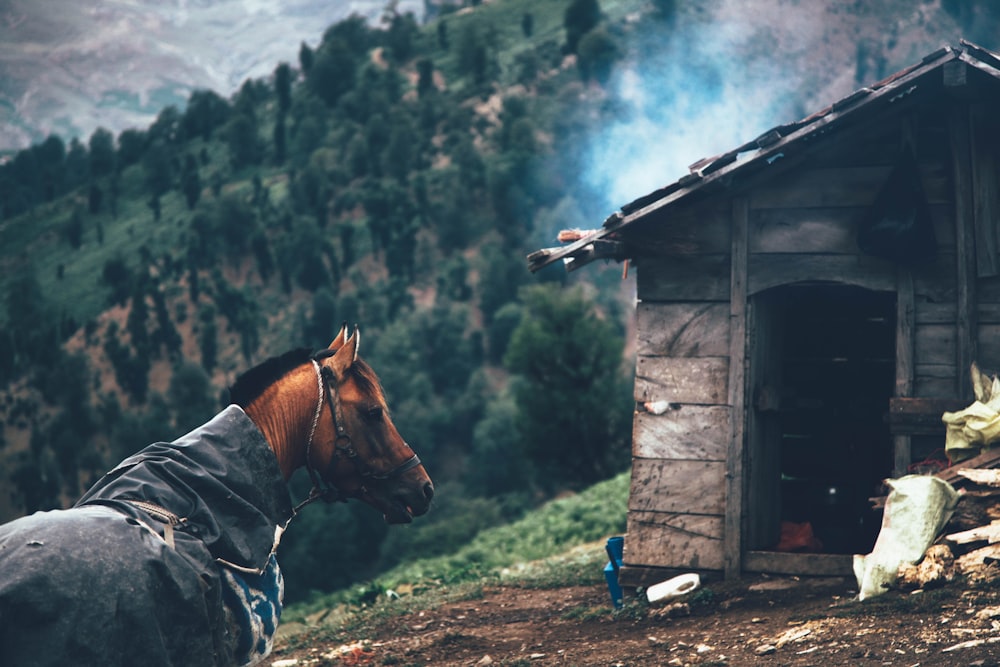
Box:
504;284;632;490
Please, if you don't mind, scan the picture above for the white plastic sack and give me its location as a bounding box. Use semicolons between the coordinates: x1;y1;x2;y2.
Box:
853;475;959;601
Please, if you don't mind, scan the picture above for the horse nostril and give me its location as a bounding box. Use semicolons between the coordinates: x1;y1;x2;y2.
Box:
423;482;434;502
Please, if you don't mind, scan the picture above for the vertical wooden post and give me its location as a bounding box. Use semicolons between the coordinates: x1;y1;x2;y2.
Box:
894;267;914;476
970;104;1000;278
725;196;749;579
951;106;978;400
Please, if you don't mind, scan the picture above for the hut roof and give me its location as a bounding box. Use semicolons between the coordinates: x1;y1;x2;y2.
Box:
527;40;1000;273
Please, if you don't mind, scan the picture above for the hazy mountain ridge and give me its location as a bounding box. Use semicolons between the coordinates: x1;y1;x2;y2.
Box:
0;0;423;151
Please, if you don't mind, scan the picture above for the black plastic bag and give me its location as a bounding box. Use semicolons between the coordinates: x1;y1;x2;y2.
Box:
857;152;936;265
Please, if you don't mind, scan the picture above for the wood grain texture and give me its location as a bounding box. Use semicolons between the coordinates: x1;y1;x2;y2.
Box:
726;195;749;578
743;551;854;576
624;510;724;571
635;302;730;357
748;164;950;209
633;407;729;461
748;254;896;295
914;323;956;367
636;255;730;302
748;205;954;254
629;458;726;515
634;356;729;405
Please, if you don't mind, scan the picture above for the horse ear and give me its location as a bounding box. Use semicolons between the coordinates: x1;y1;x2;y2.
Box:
327;322;349;351
328;327;360;379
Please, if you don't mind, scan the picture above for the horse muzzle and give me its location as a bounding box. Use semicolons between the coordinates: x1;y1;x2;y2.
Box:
377;475;433;525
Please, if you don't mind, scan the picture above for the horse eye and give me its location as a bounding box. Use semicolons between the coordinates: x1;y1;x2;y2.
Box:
364;406;383;422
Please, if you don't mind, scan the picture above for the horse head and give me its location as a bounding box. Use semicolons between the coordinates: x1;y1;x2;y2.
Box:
308;324;433;524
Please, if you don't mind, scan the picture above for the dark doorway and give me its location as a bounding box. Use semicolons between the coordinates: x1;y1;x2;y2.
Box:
747;284;895;555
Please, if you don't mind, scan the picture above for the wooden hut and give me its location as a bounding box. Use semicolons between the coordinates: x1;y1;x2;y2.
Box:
528;41;1000;585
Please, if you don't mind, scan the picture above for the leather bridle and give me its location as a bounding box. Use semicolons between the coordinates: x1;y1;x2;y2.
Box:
292;355;421;514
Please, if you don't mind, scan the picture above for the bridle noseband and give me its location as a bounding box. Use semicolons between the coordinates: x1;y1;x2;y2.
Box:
293;355;421;514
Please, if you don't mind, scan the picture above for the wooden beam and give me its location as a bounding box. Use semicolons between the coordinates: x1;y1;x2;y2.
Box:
743;551;855;577
950;106;978;400
894;267;915;475
725;196;749;579
618;565;715;589
888;396;967;436
936;447;1000;484
747;254;896;295
563;240;627;272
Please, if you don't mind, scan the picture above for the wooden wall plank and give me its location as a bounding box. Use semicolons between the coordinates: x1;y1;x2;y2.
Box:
914;323;956;366
748;165;950;209
912;251;958;303
633;406;729;461
748;254;896;295
977;276;1000;303
976;324;1000;371
749;207;861;254
915;364;958;398
624;510;724;571
635;356;729;405
636;255;730;302
629;459;726;515
916;301;957;324
726;195;749;579
743;552;854;576
628;203;731;255
749;205;954;255
635;303;730;357
979;304;1000;324
749;166;889;208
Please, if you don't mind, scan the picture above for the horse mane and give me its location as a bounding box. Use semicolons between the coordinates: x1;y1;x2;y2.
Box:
228;347;386;408
229;348;314;408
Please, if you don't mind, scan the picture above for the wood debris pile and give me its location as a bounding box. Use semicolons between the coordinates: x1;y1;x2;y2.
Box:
898;461;1000;590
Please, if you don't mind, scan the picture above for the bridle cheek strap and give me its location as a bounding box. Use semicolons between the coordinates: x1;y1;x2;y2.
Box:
292;357;422;516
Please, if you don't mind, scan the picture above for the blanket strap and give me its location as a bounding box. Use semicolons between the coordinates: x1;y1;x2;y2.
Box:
121;499;186;550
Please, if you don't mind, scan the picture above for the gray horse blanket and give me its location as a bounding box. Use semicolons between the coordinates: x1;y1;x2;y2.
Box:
0;406;294;667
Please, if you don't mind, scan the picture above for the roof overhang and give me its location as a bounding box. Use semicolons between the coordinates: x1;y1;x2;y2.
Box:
527;40;1000;273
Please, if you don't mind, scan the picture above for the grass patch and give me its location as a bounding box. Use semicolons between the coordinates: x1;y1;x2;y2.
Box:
281;470;629;634
560;604;610;622
367;470;627;591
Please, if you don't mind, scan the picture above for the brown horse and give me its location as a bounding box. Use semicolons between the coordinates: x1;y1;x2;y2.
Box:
0;324;432;667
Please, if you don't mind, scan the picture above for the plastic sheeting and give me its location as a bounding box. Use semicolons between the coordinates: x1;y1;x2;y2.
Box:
943;363;1000;463
853;475;959;601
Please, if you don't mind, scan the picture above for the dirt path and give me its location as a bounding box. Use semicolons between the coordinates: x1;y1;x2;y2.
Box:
271;575;1000;666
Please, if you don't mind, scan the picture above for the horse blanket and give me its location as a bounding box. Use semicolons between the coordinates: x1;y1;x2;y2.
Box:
0;406;294;667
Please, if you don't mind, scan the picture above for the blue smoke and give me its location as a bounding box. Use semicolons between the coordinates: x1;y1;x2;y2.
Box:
580;18;805;213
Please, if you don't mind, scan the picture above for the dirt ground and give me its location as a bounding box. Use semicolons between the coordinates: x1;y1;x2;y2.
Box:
270;574;1000;667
